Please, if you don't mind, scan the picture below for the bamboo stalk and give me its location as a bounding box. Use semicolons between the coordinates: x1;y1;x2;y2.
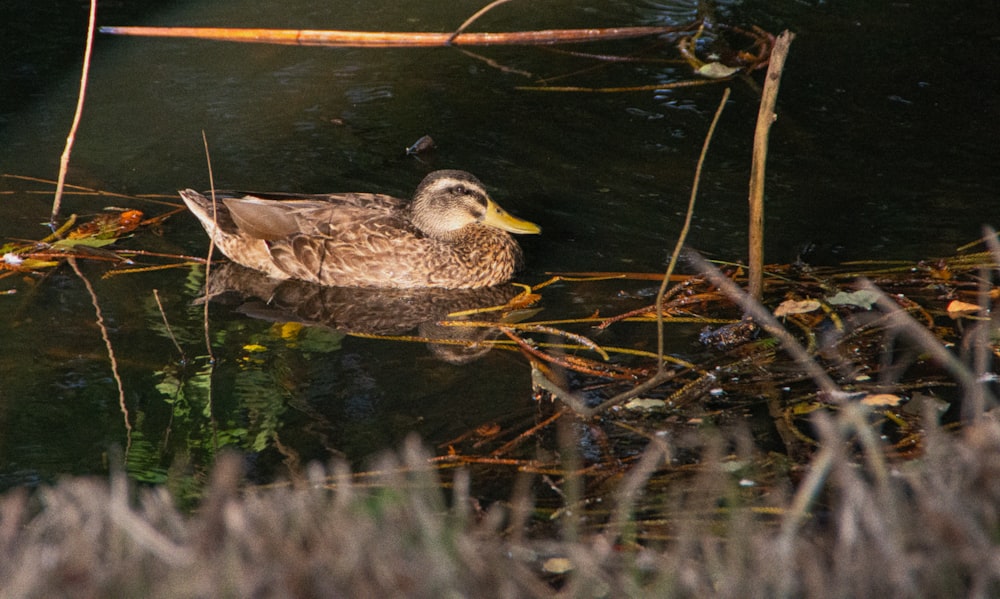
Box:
98;25;682;47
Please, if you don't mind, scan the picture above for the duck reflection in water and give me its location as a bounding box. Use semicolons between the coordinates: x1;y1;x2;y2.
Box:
202;263;532;364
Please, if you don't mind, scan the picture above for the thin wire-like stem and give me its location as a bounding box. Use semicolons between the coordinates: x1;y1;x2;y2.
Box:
50;0;97;227
447;0;514;44
200;131;217;364
153;289;186;362
656;87;730;370
197;131;220;453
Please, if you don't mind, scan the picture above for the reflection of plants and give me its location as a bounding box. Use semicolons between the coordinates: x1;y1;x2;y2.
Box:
230;366;286;452
139;308;344;491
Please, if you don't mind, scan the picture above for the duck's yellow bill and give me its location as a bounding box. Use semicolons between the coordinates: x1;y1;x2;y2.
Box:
482;198;541;234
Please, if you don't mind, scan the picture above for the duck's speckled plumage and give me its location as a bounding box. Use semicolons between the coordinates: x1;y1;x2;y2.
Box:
179;170;540;289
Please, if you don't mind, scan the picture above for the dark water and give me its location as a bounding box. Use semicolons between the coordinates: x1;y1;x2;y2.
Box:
1;0;997;490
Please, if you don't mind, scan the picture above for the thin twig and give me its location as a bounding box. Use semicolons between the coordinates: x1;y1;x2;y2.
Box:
198;132;220;453
447;0;514;45
455;47;533;77
517;79;721;93
560;102;732;410
50;0;98;227
490;403;567;457
656;88;730;371
200;132;217;364
153;288;186;362
530;364;592;415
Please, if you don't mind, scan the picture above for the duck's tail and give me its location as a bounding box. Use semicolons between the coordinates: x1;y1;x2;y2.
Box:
178;189;285;278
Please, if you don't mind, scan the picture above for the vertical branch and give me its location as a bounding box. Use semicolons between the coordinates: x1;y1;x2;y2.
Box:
747;30;794;299
50;0;98;227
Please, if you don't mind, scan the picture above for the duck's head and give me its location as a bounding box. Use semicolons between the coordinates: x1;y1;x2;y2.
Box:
410;170;541;239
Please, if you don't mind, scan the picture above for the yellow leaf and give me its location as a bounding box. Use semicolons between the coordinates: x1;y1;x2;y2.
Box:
697;62;740;79
861;393;903;407
18;258;61;269
275;322;304;340
946;299;981;315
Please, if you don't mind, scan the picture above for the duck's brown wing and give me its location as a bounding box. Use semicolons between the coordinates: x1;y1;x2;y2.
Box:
222;192;408;238
181;190;414;281
266;208;435;287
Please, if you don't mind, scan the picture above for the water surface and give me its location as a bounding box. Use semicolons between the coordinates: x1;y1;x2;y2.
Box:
1;0;996;489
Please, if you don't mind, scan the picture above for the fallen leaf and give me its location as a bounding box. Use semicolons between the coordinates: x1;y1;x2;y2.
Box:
946;299;981;315
697;62;741;79
624;398;667;410
67;209;144;240
826;290;879;310
14;258;60;270
774;298;821;317
52;237;118;249
861;393;904;407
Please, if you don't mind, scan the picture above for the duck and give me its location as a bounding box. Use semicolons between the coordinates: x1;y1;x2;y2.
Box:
179;170;541;289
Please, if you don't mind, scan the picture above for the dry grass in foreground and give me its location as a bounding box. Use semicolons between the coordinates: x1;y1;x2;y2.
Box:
3;408;1000;598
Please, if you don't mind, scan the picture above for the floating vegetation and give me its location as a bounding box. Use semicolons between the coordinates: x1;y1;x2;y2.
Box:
0;175;197;287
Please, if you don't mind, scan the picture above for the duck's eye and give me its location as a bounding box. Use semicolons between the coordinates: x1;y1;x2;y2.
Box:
452;185;467;196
